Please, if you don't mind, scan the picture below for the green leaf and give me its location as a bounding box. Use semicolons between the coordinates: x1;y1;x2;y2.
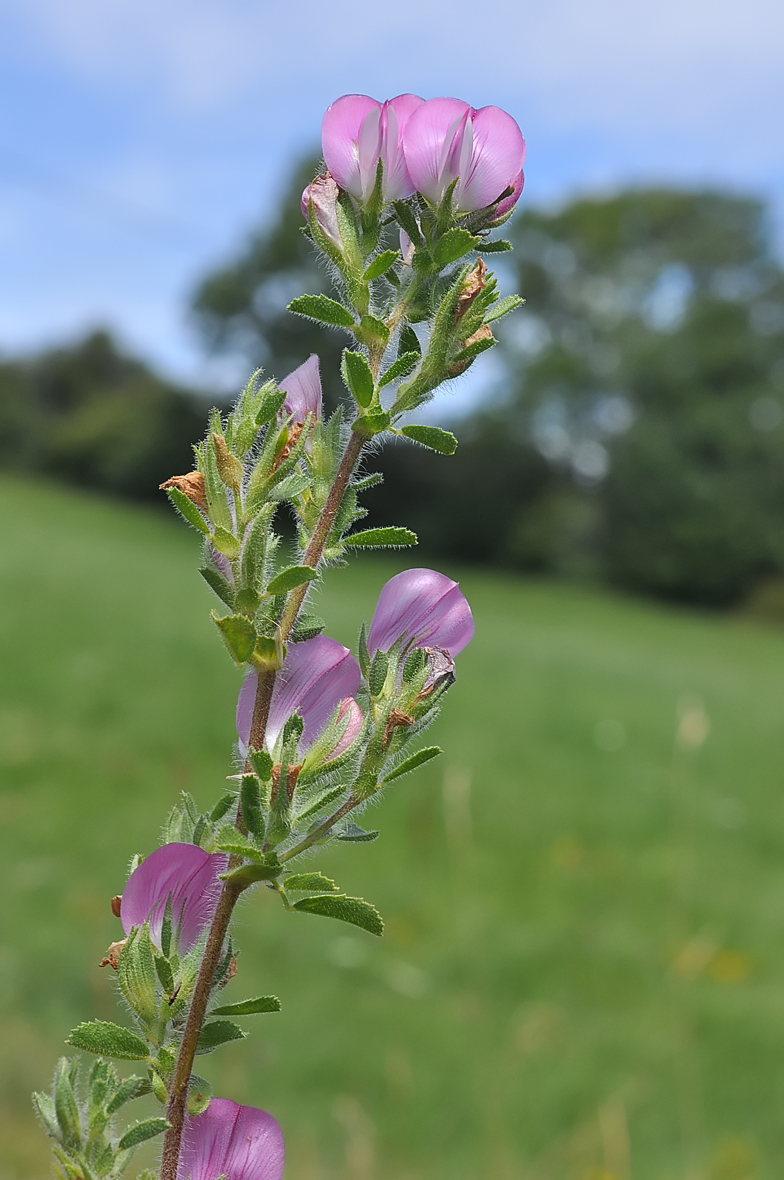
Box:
54;1059;81;1148
195;1020;247;1054
240;775;265;842
211;996;281;1016
293;893;383;935
384;746;443;783
212;612;257;665
248;748;274;782
290;612;326;642
480;239;513;253
67;1021;149;1061
211;526;241;561
165;487;210;535
336;822;380;842
186;1075;213;1117
288;294;354;328
213;825;263;861
346;527;417;547
398;323;422;358
363;250;400;280
266;564;318;595
32;1091;60;1140
199;565;235;611
400;425;458;455
485;293;525;322
105;1076;145;1115
117;1119;169;1152
210;791;237;824
433;228;481;267
221;861;282;888
255;387;287;426
356;314;390;348
341;350;375;408
284;872;339;893
270;472;310;502
379;352;419;388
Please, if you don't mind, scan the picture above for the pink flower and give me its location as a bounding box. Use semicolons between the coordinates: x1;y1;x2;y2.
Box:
322;93;424;204
278;354;322;423
178;1098;284;1180
120;843;228;954
402;97;525;214
300;171;342;250
367;568;474;656
237;634;362;757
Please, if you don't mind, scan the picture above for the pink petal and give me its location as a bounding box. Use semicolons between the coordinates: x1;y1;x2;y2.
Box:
120;843;228;954
279;354;322;421
455;105;526;212
402;97;471;205
494;168;525;219
368;568;474;656
322;94;380;199
179;1098;284;1180
328;696;364;759
381;93;424;201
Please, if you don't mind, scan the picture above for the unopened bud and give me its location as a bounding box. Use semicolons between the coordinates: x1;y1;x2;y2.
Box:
159;471;207;511
301;172;342;251
212;433;244;490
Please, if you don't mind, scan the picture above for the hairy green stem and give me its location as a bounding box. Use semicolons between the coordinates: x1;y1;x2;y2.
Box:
159;426;368;1180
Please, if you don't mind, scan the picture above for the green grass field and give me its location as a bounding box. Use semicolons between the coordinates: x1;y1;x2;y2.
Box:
3;476;784;1180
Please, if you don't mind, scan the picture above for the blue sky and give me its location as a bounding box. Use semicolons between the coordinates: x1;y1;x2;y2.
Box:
1;0;783;389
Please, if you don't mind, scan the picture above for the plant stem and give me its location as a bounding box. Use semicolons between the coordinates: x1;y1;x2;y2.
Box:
159;425;369;1180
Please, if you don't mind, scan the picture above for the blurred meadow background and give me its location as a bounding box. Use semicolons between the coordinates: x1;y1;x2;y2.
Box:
3;0;784;1177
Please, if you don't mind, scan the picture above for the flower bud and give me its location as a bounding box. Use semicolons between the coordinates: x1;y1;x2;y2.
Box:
301;172;342;250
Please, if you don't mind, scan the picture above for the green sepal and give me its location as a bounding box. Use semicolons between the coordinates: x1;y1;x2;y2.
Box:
212;612;257;665
195;1020;247;1055
66;1021;149;1061
165;487;210;535
368;648;389;697
32;1090;60;1140
117;926;157;1025
341;350;375;408
199;565;235;611
379;352;419;388
210;996;281;1016
363;250;399;280
54;1059;81;1149
293;894;384;936
154;956;175;995
284;872;339;893
433;228;481;267
211;526;241;561
266;565;318;595
346;527;417;547
336;822;380;842
485;293;525;322
288;294;354;328
392;201;424;248
450;333;495;366
400;425;458;454
355;314;390;348
255;387;287;426
357;622;371;679
384;746;442;783
117;1118;169;1151
240;775;265;843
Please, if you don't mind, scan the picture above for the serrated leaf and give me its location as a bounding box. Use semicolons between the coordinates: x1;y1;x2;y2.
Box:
480;239;513;253
379;352;419;388
356;314;390;348
485;293;525;322
165;487;210;535
248;748;274;781
67;1021;149;1061
336;822;380;842
293;893;383;935
117;1118;169;1151
400;425;458;455
212;612;257;665
210;996;281;1016
195;1020;247;1054
288;294;354;328
266;565;318;594
384;746;443;783
284;872;339;893
346;527;417;547
433;228;481;267
363;250;400;280
341;350;375;408
290;612;326;642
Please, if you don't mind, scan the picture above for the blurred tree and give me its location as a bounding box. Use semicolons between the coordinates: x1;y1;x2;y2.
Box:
0;330;208;499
